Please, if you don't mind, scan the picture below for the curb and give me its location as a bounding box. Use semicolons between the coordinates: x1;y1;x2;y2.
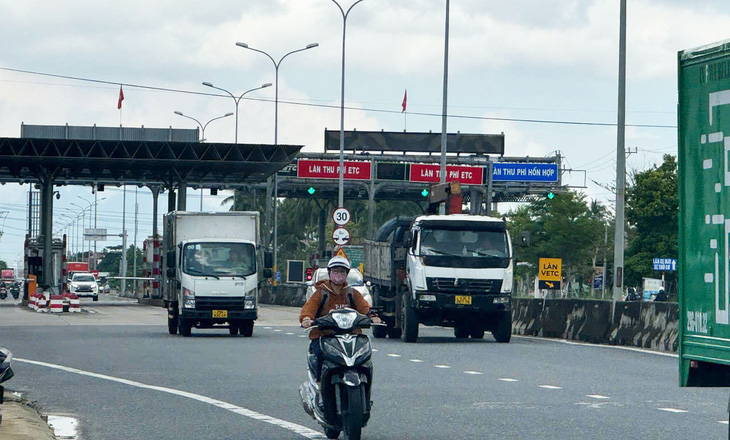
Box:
0;392;56;439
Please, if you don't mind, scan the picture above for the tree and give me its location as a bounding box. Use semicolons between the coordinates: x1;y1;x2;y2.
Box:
625;155;678;293
0;259;7;270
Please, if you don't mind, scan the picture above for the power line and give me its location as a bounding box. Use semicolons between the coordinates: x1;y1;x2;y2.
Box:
0;66;677;129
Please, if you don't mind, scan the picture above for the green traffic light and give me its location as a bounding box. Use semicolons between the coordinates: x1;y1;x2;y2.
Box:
308;187;315;195
421;189;429;197
547;192;555;199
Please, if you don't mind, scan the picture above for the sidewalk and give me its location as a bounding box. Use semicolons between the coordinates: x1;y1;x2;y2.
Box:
0;392;55;440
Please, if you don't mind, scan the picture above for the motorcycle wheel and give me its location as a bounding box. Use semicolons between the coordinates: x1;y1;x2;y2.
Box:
324;427;341;439
371;325;387;339
470;329;485;339
386;327;402;339
342;385;365;440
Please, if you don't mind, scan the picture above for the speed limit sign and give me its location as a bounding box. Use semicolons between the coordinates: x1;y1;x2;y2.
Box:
332;207;351;227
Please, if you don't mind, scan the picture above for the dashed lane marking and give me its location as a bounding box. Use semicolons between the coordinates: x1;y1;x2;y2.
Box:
463;371;483;375
587;395;610;400
372;349;378;352
386;354;401;358
15;358;326;439
409;359;423;363
285;332;294;335
434;365;451;369
719;420;729;425
658;408;688;413
539;385;563;390
273;329;283;332
263;326;272;329
498;378;518;382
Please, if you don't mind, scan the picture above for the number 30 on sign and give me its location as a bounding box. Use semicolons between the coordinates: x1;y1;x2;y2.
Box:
333;208;351;227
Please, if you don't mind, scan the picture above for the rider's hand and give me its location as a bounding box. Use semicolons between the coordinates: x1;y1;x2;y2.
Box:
301;318;313;328
371;316;382;324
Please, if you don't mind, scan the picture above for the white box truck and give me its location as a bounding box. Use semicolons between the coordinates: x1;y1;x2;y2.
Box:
162;211;272;337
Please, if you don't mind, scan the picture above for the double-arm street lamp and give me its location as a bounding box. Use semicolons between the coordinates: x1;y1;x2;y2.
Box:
201;82;272;143
173;111;234;142
331;0;365;208
235;41;319;281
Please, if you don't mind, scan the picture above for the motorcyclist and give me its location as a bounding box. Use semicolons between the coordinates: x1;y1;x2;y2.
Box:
299;256;380;382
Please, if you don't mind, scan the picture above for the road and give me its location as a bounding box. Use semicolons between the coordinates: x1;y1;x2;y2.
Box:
0;296;728;439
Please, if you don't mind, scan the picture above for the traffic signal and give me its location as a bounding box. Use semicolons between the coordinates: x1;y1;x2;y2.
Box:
306;267;313;281
547;192;555;199
307;187;315;195
421;188;429;197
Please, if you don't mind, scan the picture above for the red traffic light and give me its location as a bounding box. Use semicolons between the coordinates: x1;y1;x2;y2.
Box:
306;267;313;281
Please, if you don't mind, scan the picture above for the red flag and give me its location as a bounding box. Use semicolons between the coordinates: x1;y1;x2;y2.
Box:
401;89;407;113
117;85;124;109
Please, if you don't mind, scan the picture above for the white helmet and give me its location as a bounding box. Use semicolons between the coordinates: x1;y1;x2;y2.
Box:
327;255;351;271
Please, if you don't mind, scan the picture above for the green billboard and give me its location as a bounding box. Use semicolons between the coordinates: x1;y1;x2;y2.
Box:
678;38;730;386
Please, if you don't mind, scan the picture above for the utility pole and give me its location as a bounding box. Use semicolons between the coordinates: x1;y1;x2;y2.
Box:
612;0;627;308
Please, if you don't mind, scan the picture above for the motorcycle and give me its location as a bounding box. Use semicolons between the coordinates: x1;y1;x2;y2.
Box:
0;347;15;425
9;283;19;300
299;308;382;440
0;286;7;300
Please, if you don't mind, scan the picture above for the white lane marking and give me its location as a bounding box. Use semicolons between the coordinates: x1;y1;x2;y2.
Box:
372;349;378;352
539;385;562;390
463;371;482;375
409;359;424;363
658;408;688;413
298;335;307;338
587;395;610;400
386;354;401;358
285;332;294;335
498;378;518;382
16;358;326;439
273;329;283;332
719;420;729;425
514;335;678;358
47;415;79;439
263;326;272;329
434;365;451;369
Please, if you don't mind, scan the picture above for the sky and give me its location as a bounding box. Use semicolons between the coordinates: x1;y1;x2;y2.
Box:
0;0;728;269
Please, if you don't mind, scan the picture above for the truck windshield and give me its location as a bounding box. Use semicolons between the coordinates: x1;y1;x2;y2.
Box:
183;243;256;277
419;228;509;258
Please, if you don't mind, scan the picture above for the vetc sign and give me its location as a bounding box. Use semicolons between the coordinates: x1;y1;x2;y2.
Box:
409;164;483;185
297;159;371;180
538;258;562;290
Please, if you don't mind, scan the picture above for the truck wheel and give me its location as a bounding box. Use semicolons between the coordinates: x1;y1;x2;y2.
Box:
179;319;192;337
240;320;254;337
167;312;178;335
492;312;512;343
229;323;239;336
372;325;387;339
454;327;469;339
401;294;419;343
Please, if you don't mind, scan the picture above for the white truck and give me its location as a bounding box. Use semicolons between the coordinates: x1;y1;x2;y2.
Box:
162;211;272;337
364;214;514;343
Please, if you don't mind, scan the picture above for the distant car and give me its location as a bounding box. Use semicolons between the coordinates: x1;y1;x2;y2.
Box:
305;268;372;306
69;272;99;301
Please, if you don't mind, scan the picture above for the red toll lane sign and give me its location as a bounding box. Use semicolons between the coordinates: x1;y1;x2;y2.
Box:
409;164;483;185
297;159;371;180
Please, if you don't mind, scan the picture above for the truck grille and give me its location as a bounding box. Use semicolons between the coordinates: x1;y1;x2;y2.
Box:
426;277;502;294
195;297;245;311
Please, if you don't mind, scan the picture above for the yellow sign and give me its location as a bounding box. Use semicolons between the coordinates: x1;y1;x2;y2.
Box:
336;247;348;258
538;258;562;281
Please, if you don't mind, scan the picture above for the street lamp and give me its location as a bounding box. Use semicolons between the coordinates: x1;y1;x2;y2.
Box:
71;202;90;263
235;41;319;283
173;111;233;142
201;82;272;143
331;0;366;209
76;195;106;270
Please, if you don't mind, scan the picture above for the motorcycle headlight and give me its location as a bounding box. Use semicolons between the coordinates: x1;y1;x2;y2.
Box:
332;311;357;330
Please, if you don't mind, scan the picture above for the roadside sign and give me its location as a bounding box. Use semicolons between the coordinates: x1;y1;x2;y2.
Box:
84;228;107;241
332;208;351;226
593;275;603;289
92;270;99;278
335;247;348;258
332;228;351;246
643;277;664;301
409;164;483;185
652;258;677;271
492;163;559;183
297;159;371;180
538;258;562;290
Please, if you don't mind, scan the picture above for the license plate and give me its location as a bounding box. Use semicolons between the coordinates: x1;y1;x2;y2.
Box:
212;310;228;318
455;295;472;305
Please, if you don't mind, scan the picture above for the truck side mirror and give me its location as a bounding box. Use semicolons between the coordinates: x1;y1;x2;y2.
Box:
166;251;176;268
166;268;176;279
403;231;412;248
264;251;273;269
263;268;273;278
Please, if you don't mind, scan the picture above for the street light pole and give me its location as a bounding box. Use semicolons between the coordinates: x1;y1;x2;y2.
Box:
235;41;319;283
331;0;366;209
201;82;271;144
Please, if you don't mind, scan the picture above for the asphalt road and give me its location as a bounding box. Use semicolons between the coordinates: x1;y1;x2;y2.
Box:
1;299;728;439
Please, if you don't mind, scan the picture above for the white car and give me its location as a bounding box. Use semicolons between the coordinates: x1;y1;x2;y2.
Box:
305;268;372;306
69;272;99;301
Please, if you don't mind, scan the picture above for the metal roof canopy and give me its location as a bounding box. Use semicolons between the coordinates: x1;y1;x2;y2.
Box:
324;130;505;155
0;137;303;187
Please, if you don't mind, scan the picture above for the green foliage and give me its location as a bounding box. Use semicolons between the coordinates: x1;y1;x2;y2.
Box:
0;259;7;270
625;155;678;290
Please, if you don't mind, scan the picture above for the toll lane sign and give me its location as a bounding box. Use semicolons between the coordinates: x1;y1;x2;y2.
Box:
538;258;562;290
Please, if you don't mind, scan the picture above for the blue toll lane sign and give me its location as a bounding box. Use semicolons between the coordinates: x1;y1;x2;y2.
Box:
652;258;677;271
492;163;559;182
